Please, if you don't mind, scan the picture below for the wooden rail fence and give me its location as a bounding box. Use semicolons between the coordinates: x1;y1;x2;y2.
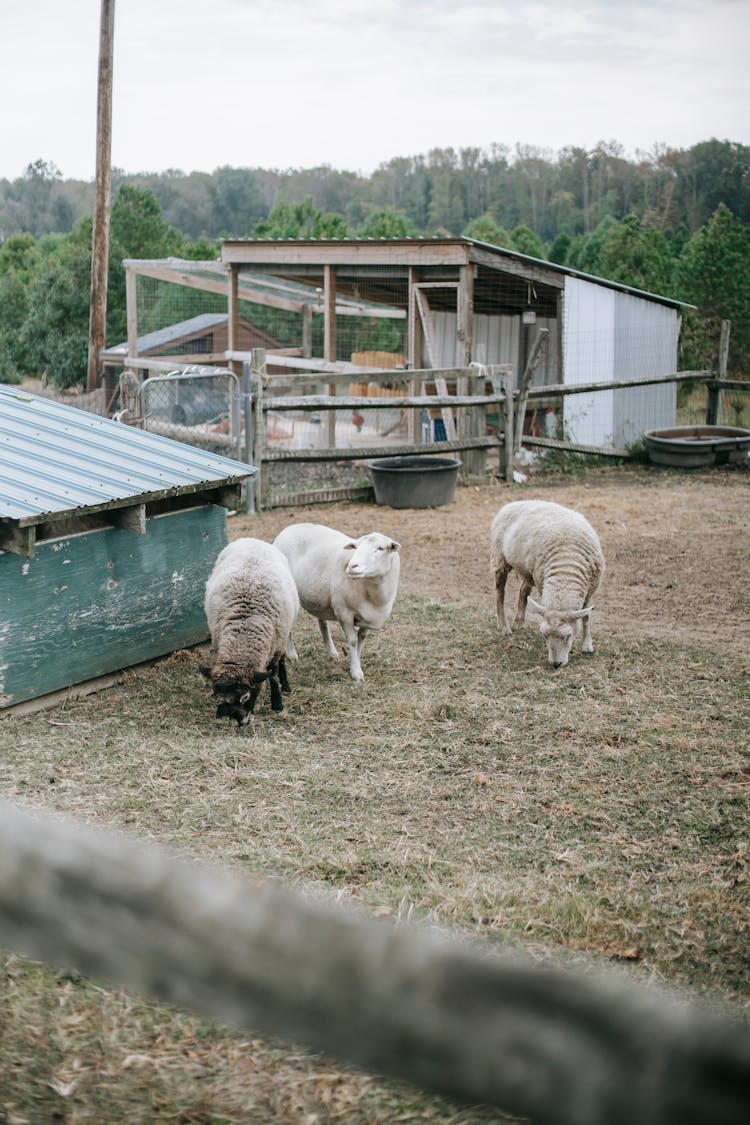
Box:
1;799;748;1125
119;319;745;510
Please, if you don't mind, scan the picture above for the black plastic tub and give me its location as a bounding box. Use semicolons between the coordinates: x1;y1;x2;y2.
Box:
368;456;461;508
644;425;750;468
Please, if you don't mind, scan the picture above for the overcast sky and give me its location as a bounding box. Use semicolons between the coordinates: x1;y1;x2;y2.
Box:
2;0;749;182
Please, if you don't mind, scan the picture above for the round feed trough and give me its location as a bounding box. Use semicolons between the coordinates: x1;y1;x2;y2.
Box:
644;425;750;468
368;456;461;509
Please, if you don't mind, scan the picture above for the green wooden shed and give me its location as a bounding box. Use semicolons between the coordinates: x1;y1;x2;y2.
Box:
0;384;255;711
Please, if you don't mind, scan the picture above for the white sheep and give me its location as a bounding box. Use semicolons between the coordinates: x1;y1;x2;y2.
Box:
202;538;300;724
273;522;401;682
490;499;605;667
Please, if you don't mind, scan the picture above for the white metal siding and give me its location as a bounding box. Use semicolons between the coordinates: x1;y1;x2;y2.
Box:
562;277;616;446
612;294;679;446
562;278;678;449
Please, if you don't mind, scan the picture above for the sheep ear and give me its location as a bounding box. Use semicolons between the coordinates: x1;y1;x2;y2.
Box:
527;596;544;614
569;606;593;620
342;542;356;551
389;539;401;551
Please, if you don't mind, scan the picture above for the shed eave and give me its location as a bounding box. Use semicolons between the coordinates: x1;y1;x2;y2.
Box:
7;473;255;529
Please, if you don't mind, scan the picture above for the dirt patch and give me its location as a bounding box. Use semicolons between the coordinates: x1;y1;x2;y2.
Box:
233;461;750;656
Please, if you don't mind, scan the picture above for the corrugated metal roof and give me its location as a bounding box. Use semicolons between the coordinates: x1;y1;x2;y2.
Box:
101;313;229;357
0;384;255;524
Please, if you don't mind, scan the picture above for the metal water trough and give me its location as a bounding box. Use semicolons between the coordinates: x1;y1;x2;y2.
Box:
644;425;750;468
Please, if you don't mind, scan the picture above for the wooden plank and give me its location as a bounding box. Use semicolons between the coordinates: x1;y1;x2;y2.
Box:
221;240;470;268
0;507;227;709
467;243;566;289
523;435;630;457
262;436;501;463
526;371;712;399
268;484;375;508
263;393;506;411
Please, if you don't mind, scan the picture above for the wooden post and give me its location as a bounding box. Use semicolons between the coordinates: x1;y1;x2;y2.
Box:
324;264;337;449
501;369;515;483
514;327;549;452
125;263;138;372
251;348;267;511
707;320;731;425
227;264;240;376
87;0;116;392
457;266;480;478
2;799;748;1125
241;360;254;513
407;267;421;443
302;303;313;358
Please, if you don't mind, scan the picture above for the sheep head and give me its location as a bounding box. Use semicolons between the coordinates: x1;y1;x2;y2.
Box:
343;533;401;579
527;597;592;669
200;662;282;725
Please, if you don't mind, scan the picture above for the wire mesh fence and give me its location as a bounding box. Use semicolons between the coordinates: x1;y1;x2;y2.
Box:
139;369;243;458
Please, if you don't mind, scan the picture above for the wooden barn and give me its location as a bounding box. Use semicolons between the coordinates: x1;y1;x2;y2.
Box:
0;384;255;712
218;238;690;450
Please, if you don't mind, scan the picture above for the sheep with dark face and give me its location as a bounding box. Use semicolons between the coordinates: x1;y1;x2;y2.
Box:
273;522;401;682
202;538;299;725
490;500;605;668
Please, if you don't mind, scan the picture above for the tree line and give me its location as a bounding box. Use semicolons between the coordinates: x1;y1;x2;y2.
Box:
0;137;748;388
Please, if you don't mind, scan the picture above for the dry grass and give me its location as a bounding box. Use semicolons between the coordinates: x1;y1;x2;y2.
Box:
1;462;749;1123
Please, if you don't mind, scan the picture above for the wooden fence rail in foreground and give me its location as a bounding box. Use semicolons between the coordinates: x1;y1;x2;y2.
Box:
0;800;748;1124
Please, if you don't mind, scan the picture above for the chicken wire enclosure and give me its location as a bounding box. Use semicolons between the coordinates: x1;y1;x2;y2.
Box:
140;370;245;461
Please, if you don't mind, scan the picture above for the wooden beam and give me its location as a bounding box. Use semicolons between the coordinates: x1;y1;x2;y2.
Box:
0;523;36;558
106;505;146;535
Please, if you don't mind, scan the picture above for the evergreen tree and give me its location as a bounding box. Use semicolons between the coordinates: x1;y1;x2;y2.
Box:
0;233;41;381
254;197;350;239
674;203;750;376
597;213;675;294
510;225;546;259
21;229;92;388
359;209;420;239
462;215;514;249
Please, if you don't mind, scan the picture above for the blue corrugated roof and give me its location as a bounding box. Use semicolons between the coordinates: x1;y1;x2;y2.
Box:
0;384;255;523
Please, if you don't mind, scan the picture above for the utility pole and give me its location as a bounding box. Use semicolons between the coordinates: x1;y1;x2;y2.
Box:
87;0;116;392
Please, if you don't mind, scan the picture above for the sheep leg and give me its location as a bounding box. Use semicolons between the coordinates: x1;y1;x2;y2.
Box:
278;655;292;693
340;617;365;681
580;601;594;653
515;578;533;627
318;619;340;660
267;669;284;712
493;563;512;634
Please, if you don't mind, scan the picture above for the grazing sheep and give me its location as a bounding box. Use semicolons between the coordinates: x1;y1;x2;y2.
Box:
273;523;401;682
202;538;300;725
490;499;605;668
